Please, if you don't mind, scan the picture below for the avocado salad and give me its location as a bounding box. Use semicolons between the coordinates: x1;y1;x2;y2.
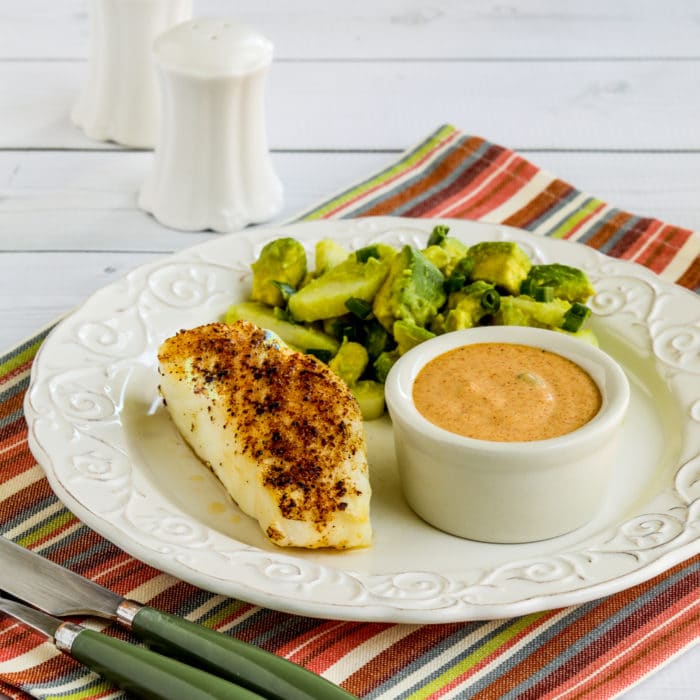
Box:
225;225;596;420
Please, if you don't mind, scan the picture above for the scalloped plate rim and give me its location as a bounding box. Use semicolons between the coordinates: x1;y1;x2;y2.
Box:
23;216;700;623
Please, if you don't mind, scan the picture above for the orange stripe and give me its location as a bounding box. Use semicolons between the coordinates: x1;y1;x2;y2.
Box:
502;179;574;229
358;136;488;217
449;157;540;220
675;254;700;290
421;147;515;216
636;225;693;274
321;129;462;219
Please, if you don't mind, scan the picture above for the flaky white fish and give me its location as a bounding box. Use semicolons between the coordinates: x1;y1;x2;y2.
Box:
157;321;372;549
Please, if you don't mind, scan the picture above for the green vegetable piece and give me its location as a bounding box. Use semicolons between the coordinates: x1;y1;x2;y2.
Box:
496;295;572;329
365;320;390;359
423;237;470;278
314;239;349;274
288;255;390;322
555;326;599;346
355;245;380;263
306;348;332;363
443;274;466;293
345;297;373;319
465;241;532;295
560;302;592;332
522;263;595;303
225;301;339;355
373;350;400;383
393;320;435;355
533;286;554;303
271;281;297;303
329;341;369;386
480;288;501;313
351;380;386;420
372;245;446;332
438;281;498;332
427;224;450;246
250;238;307;308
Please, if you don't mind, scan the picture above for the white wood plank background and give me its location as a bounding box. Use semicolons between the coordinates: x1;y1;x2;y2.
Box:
0;3;698;696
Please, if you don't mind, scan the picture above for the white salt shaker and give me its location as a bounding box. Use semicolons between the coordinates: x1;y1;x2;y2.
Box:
72;0;192;147
138;18;284;233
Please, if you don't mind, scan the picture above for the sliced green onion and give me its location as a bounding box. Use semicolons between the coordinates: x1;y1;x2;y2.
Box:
533;286;554;302
444;274;466;293
520;278;535;296
345;297;373;319
561;302;591;332
427;225;449;246
480;289;501;313
331;318;362;343
306;348;332;363
453;256;474;279
365;320;389;359
355;245;380;263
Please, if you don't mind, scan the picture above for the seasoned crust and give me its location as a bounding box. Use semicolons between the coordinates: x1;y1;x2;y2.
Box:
158;321;367;531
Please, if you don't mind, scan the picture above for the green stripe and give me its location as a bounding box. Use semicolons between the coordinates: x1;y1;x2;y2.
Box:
45;680;113;700
202;599;249;629
407;612;546;698
0;338;43;378
548;197;605;239
17;510;76;547
301;124;456;221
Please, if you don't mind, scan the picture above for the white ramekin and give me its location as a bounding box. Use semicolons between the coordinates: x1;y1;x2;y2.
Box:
384;326;630;543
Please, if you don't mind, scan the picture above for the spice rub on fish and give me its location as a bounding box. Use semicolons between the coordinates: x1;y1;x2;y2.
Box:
157;321;372;549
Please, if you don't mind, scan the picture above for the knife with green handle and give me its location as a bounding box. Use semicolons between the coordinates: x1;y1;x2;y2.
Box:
0;594;264;699
0;536;357;700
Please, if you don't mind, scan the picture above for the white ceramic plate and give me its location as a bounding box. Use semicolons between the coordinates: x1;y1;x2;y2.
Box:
25;217;700;623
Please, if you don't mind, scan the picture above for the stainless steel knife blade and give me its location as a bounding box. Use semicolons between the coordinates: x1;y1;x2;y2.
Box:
0;536;121;618
0;536;358;699
0;594;60;639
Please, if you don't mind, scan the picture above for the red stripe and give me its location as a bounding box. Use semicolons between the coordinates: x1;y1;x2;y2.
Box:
399;142;507;218
420;147;515;217
539;591;700;699
447;157;541;220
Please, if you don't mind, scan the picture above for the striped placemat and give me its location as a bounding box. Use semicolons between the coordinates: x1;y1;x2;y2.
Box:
1;124;699;699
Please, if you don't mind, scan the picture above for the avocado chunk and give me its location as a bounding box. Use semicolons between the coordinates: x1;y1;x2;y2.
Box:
288;255;390;322
351;380;386;421
250;238;307;308
465;241;531;295
373;349;400;383
328;340;369;386
314;238;350;275
225;301;339;355
521;263;595;303
434;281;500;332
495;295;572;329
422;237;470;277
372;245;446;332
393;320;435;355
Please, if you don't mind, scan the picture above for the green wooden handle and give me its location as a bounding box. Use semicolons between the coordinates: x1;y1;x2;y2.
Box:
131;606;357;700
70;628;264;700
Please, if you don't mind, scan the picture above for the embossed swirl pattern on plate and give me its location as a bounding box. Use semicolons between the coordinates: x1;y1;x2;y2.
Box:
25;218;700;622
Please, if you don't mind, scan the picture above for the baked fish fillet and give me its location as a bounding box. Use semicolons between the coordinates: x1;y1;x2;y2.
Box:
157;321;372;549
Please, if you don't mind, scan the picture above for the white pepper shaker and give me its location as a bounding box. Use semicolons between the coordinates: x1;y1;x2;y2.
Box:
72;0;192;147
138;18;284;233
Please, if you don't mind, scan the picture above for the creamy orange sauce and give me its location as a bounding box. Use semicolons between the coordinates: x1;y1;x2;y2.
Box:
413;342;601;442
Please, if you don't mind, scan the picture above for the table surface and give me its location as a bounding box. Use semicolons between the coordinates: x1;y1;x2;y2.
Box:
1;2;698;697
